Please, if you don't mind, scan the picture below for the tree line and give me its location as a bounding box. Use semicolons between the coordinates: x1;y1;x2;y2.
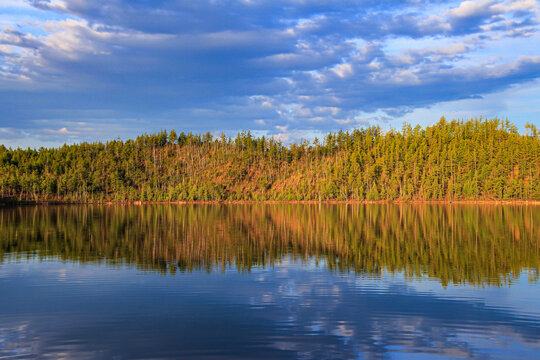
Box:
1;117;539;202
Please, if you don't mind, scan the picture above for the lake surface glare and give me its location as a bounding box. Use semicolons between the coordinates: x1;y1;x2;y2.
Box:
0;204;539;359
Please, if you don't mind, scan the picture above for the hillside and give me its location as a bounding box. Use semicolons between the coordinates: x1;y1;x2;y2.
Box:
1;118;539;202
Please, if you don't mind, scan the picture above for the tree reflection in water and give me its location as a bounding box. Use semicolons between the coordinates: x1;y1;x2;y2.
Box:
1;204;538;286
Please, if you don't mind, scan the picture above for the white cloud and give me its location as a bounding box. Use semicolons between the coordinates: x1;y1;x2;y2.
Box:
332;63;353;78
447;0;496;18
0;0;33;8
447;0;539;21
43;127;76;135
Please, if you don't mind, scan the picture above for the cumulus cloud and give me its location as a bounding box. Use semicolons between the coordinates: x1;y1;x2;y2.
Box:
447;0;538;19
0;0;539;144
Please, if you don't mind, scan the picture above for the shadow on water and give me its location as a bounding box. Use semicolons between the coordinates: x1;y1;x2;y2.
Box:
1;204;538;286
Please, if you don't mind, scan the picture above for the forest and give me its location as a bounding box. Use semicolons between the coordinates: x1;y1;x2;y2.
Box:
0;117;539;202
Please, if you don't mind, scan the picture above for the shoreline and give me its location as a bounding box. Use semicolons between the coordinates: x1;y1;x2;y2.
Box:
2;199;540;206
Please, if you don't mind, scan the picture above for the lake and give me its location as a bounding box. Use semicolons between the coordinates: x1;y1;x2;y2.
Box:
0;204;539;359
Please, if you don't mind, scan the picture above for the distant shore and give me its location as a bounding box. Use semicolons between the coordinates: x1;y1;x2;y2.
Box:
3;119;539;209
2;199;540;206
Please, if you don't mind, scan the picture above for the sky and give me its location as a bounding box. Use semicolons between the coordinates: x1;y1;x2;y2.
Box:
0;0;539;147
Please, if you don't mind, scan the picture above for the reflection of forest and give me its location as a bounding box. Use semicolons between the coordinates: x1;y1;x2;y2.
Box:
1;204;538;286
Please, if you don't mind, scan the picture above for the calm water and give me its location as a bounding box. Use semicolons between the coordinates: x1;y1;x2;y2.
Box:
0;204;539;359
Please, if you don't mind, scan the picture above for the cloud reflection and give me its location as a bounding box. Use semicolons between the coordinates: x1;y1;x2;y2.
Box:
0;260;539;359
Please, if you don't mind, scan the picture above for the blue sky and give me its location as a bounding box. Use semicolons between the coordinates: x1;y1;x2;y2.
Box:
0;0;539;147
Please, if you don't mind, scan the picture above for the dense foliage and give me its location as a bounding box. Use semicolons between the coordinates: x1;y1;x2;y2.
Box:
1;118;539;202
1;204;538;286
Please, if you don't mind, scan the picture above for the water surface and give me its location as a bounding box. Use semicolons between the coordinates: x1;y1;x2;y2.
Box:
1;204;539;359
